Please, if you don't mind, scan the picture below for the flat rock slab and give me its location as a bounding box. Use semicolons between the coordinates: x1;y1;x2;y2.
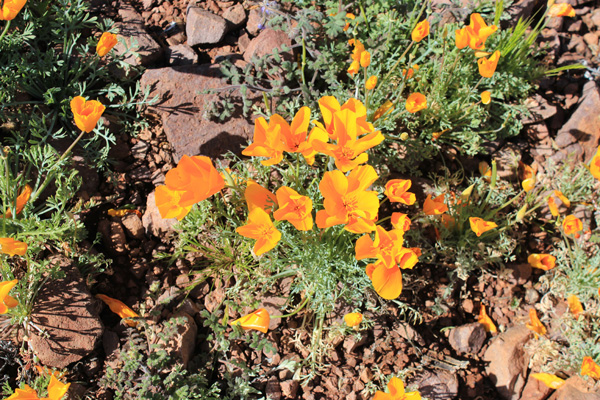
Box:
140;64;258;162
548;376;600;400
186;8;228;45
28;256;104;368
554;80;600;162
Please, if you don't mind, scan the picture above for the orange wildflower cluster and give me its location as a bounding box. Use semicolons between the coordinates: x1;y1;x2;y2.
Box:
96;32;118;57
311;97;384;172
6;375;70;400
567;295;583;318
96;294;140;327
455;14;501;78
373;377;421;400
231;308;270;333
156;155;225;221
0;0;27;20
347;39;370;75
356;225;419;300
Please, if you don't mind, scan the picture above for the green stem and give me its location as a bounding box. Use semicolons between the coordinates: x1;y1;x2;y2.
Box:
29;130;87;205
485;189;525;220
380;41;414;90
271;294;311;319
0;21;11;43
358;0;370;34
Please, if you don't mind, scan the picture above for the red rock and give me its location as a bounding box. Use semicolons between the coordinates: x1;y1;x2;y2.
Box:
484;325;533;400
142;190;177;238
28;256;104;368
548;376;600;400
415;370;459;400
243;29;292;63
140;64;258;162
554;81;600;162
186;8;228;45
520;372;553;400
448;322;487;355
523;94;558;124
222;3;246;29
114;8;163;67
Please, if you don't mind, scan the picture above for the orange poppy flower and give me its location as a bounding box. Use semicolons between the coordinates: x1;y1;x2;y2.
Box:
242;116;286;166
527;254;556;271
6;373;69;400
581;356;600;379
0;0;27;20
355;226;405;268
366;75;378;90
343;13;355;31
479;161;492;181
245;181;278;214
316;165;379;233
455;14;498;50
347;39;367;75
5;385;38;400
273;107;314;157
562;215;583;237
531;373;565;389
481;91;491;105
478;304;497;333
0;279;19;314
518;161;537;192
478;50;501;78
366;261;403;300
96;32;118;57
405;93;427;113
373;376;421;400
553;190;570;208
96;294;139;327
397;247;419;269
423;194;448;215
272;186;313;231
590;146;600;180
164;155;225;207
411;20;430;42
360;51;371;68
548;3;575;17
391;212;411;232
312;109;384;172
0;238;27;256
236;208;281;255
526;308;546;338
231;308;270;333
45;375;71;400
373;100;394;121
155;185;192;220
567;295;583;318
4;184;32;218
70;96;106;133
344;312;363;327
385;179;416;205
316;96;374;140
548;197;559;217
469;217;498;237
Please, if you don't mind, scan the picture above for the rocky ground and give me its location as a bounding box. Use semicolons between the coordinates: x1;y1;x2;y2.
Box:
3;0;600;398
